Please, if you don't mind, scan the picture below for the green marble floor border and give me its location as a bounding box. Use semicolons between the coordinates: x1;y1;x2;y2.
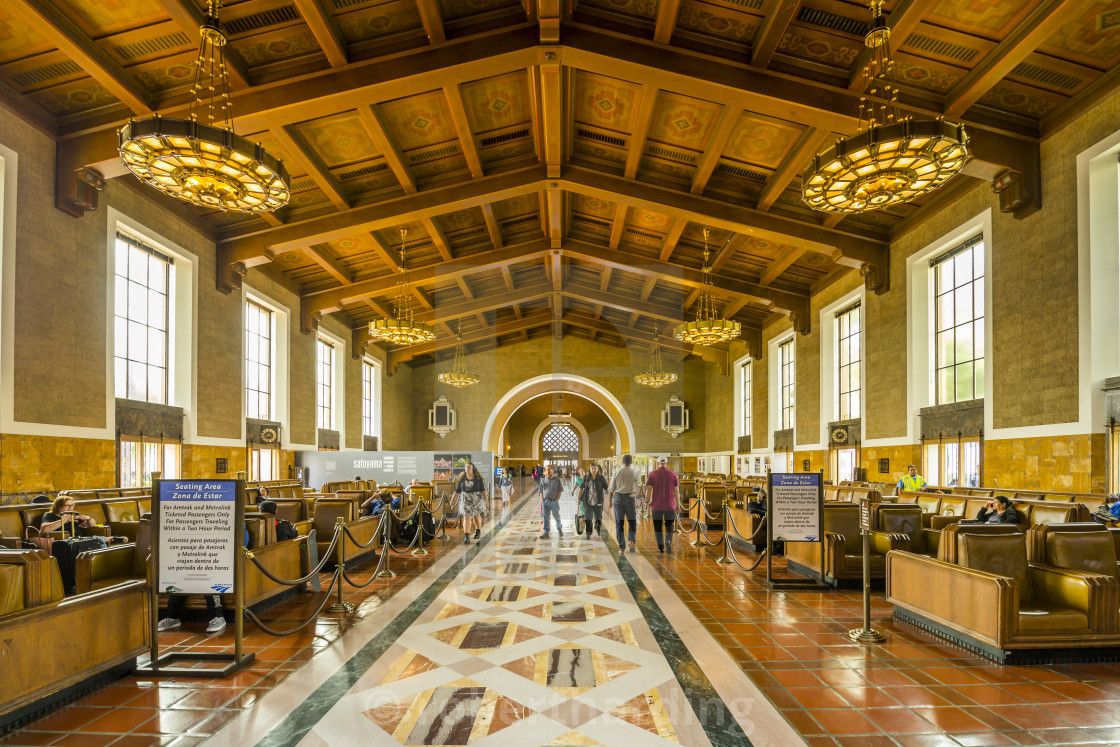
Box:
252;491;538;747
603;532;753;747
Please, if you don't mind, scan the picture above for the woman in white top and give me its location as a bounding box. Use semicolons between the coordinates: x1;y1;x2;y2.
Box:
607;454;640;552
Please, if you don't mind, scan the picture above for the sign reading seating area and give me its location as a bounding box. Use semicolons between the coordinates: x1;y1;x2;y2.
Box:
156;480;238;595
770;472;823;542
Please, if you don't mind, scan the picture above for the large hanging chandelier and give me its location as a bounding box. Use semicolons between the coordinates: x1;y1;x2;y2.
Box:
635;326;677;388
118;0;289;213
437;320;480;387
673;228;741;346
801;0;969;214
368;228;437;347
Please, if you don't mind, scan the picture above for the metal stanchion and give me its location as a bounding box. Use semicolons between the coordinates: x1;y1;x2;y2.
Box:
326;517;354;614
375;509;397;579
412;502;431;556
848;498;886;643
714;504;733;565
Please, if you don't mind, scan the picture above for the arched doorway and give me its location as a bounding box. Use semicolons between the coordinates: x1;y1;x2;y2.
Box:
541;423;579;473
483;374;635;455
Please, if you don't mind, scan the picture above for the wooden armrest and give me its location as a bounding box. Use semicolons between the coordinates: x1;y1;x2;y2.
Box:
869;531;909;554
1030;563;1120;632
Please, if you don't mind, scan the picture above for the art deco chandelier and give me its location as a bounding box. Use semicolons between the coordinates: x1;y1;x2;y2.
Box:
368;228;437;347
635;327;677;388
118;0;289;213
672;228;741;346
437;320;481;387
801;0;969;214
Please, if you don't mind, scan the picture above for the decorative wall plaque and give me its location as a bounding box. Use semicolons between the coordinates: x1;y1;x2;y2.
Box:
428;395;458;439
660;395;690;439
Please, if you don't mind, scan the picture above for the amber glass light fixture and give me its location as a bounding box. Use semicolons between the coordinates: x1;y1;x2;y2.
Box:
369;228;437;347
673;228;741;346
118;0;289;213
437;320;480;387
801;0;969;214
635;326;678;388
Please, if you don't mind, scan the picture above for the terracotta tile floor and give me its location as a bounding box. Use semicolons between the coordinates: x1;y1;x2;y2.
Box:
0;530;462;747
632;518;1120;746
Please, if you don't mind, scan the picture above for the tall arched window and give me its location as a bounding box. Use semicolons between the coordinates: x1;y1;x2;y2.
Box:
543;424;578;452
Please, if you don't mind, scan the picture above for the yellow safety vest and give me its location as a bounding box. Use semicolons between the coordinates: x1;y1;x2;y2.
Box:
900;474;927;492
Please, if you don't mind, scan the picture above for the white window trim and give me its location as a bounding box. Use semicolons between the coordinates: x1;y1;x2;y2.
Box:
317;328;345;440
362;355;382;439
243;285;302;446
765;332;795;448
1079;128;1120;434
732;351;752;447
902;208;991;447
819;287;865;440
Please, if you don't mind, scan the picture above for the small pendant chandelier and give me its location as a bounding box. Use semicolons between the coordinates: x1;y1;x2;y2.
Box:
369;228;437;347
437;320;481;387
635;326;678;388
118;0;289;213
673;228;741;346
801;0;969;214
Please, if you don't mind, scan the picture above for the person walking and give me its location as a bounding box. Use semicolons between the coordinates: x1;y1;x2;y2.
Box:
579;463;608;540
608;454;640;552
537;465;564;539
645;456;680;554
498;468;513;508
453;462;488;543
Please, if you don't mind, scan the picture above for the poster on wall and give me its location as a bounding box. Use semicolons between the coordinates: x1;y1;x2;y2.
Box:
156;479;239;595
434;454;452;480
769;472;822;542
298;450;496;498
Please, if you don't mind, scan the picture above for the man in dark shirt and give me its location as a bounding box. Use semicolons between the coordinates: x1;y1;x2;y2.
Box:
538;466;564;539
976;495;1021;524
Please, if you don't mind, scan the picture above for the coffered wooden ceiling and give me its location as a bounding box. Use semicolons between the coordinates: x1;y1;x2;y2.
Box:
4;0;1118;367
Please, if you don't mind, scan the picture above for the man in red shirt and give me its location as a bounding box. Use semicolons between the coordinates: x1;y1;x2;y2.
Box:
645;456;680;554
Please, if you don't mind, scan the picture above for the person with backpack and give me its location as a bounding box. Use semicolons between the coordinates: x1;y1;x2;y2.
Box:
578;463;608;540
259;500;298;541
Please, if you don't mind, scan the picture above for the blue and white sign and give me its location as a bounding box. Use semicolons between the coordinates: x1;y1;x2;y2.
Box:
157;480;238;595
770;472;822;542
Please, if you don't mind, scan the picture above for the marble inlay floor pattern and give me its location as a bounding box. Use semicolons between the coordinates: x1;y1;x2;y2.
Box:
298;496;716;746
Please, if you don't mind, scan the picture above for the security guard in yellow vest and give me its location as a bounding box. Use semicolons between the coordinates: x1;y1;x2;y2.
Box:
897;464;927;492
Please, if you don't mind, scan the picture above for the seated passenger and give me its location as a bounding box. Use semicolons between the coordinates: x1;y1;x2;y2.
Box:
157;524;250;634
404;478;420;496
746;489;767;517
259;500;298;541
41;496;97;534
976;495;1021;524
361;489;394;517
256;486;269;504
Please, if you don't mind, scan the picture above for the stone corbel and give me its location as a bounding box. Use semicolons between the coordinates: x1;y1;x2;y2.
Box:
57;166;105;218
352;327;370;359
742;327;764;361
991;170;1031;214
218;261;246;294
302;310;322;335
860;263;885;294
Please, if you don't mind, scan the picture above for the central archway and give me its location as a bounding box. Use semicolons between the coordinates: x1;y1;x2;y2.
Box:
482;374;635;455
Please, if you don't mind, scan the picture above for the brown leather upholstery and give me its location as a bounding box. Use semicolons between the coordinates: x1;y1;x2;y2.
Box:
958;533;1034;602
871;505;939;556
0;511;22;539
104;502;140;524
938;523;1023;564
785;504;880;584
1047;532;1120;583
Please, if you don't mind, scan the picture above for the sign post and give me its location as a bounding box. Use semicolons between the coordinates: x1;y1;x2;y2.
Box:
849;497;887;643
766;470;829;590
138;478;255;677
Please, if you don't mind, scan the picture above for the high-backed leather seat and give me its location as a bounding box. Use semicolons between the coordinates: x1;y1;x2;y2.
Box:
887;532;1120;655
785;503;883;585
869;505;940;556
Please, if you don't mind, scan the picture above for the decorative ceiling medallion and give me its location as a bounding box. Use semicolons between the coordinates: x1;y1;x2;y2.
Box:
368;227;437;347
118;0;289;214
801;0;969;214
672;228;741;347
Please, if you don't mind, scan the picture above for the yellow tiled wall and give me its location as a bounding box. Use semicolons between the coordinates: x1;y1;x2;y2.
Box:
983;434;1106;494
0;435;117;495
861;445;923;487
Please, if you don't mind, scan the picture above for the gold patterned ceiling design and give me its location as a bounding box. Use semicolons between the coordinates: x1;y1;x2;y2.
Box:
3;0;1117;365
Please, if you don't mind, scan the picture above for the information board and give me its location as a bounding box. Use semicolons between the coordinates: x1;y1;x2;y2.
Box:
770;472;822;542
156;480;238;595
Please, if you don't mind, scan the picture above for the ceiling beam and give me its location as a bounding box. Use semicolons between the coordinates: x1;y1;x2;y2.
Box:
562;310;728;366
608;202;627;249
500;265;516;291
659;218;686;261
481;203;504;248
751;0;801;69
356;105;417;194
599;267;612;292
445;84;484;178
760;246;807;286
540;59;563;177
269;125;349;211
944;0;1083;118
421;216;453;260
756;127;832;212
292;0;348;67
153;0;251;88
220;165;547;259
307;245;352;285
639;277;658;301
416;0;447;43
691;107;741;195
302;239;552;323
546;188;563;248
9;0;152;114
561;281;685;326
560;166;888;273
653;0;681;43
563;240;809;324
847;0;925;91
408;282;554;324
624;85;658;179
389;310;553;366
710;233;744;274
